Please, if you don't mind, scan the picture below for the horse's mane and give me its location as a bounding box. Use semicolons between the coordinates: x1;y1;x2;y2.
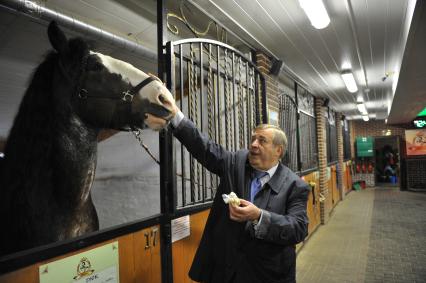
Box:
0;38;90;197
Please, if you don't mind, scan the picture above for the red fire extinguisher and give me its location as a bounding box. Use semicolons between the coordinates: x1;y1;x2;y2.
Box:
368;162;374;173
361;162;366;173
356;163;361;173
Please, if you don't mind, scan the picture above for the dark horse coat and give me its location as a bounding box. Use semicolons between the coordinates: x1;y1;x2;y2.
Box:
172;118;310;283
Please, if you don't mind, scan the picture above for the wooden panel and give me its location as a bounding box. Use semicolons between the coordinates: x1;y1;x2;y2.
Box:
150;227;161;283
172;210;210;283
119;233;136;283
0;266;37;283
134;225;161;283
331;165;340;208
301;172;320;235
0;225;161;283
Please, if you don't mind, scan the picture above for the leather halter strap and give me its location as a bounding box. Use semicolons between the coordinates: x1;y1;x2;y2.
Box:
78;76;157;103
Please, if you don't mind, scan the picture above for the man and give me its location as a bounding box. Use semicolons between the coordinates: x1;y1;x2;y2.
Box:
169;103;310;283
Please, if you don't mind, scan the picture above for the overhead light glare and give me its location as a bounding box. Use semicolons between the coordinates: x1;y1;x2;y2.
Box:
341;71;358;93
298;0;330;29
357;103;367;115
362;115;369;121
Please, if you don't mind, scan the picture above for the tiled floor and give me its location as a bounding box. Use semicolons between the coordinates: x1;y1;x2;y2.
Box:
296;187;426;283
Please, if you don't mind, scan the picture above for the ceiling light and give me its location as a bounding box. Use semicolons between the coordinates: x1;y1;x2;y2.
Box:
298;0;330;29
357;103;367;114
341;70;358;93
362;115;369;121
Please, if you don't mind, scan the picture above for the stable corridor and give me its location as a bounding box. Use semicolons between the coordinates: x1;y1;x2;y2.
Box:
296;187;426;283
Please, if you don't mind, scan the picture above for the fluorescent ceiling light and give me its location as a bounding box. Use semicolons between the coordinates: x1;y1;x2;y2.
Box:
298;0;330;29
357;103;367;114
341;71;358;93
362;115;369;121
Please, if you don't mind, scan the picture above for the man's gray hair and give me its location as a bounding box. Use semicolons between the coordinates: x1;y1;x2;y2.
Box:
254;124;288;158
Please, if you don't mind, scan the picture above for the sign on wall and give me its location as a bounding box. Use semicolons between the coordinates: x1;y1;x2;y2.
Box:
413;116;426;128
39;242;119;283
405;129;426;156
356;137;374;157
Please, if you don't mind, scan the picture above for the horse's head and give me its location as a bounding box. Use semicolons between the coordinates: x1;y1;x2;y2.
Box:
47;21;175;131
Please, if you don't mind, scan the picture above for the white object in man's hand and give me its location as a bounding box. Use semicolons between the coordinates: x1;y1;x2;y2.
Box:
222;192;241;207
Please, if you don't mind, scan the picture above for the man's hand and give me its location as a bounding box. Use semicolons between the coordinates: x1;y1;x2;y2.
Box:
229;199;261;222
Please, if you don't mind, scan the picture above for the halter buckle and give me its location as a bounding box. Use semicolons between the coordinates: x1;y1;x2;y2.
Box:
79;89;88;99
122;90;134;102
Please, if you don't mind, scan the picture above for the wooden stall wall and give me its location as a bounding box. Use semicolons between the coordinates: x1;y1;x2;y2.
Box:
344;161;353;195
330;165;340;209
0;225;161;283
172;210;209;283
301;171;321;236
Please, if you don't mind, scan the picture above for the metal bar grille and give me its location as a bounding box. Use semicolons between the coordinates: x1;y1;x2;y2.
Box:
278;94;298;172
327;109;338;163
299;112;318;171
342;120;351;160
168;39;266;209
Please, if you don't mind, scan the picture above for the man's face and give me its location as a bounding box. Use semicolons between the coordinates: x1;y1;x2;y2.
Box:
248;128;283;171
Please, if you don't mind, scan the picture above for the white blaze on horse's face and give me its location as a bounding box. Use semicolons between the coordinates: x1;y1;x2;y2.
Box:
91;52;175;130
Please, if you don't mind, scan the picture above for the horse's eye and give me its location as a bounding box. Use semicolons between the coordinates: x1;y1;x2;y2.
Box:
87;60;104;71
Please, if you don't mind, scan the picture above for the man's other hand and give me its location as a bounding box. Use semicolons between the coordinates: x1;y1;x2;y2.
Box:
229;199;261;222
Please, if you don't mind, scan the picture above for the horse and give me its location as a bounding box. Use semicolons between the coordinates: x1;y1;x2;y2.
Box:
0;21;175;256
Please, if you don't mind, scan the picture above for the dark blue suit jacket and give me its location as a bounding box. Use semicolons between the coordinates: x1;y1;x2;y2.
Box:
173;117;310;283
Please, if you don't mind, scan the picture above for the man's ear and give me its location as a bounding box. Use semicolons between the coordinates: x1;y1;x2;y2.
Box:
275;145;284;159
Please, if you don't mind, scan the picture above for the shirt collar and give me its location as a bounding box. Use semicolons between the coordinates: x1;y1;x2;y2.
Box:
256;162;279;178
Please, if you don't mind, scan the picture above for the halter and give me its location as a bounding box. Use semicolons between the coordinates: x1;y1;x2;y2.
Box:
57;53;170;129
78;76;157;103
56;52;168;165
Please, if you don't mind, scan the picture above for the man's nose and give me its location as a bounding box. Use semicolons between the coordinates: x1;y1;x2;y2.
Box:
251;139;259;147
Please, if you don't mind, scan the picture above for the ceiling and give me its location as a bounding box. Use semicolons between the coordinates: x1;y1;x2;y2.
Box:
0;0;423;140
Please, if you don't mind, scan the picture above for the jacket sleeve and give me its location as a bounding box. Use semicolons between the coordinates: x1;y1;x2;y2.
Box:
172;117;230;176
253;182;310;245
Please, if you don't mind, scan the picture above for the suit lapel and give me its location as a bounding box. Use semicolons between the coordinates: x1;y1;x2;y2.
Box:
253;163;289;208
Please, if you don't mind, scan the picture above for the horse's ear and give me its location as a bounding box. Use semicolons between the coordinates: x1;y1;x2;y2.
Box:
48;21;69;55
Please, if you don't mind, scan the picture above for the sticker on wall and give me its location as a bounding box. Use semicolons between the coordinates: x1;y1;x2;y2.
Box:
39;241;119;283
172;215;190;243
269;110;279;126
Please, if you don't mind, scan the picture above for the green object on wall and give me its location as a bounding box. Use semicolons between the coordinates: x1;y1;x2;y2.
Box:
417;107;426;116
356;137;374;157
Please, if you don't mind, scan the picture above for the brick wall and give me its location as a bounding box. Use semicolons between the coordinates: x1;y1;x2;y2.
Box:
255;52;279;117
351;120;407;137
315;98;329;224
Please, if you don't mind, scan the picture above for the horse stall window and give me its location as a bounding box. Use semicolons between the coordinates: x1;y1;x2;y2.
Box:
279;93;299;172
327;109;338;163
0;17;165;258
296;87;318;172
342;119;351;160
168;39;264;209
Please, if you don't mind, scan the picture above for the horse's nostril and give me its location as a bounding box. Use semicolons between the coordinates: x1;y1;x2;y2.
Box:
159;95;165;103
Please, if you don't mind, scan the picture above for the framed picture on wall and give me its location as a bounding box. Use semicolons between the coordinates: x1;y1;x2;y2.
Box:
405;129;426;156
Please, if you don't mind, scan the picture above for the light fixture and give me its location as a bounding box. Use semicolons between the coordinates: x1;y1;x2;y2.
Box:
298;0;330;29
362;115;369;121
357;103;367;115
341;70;358;93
